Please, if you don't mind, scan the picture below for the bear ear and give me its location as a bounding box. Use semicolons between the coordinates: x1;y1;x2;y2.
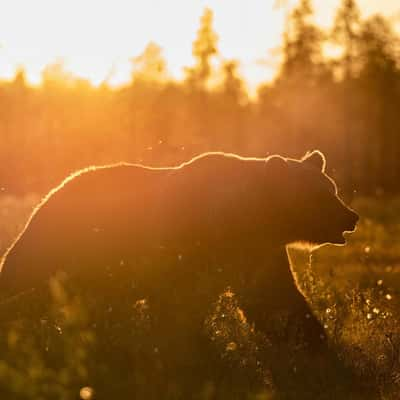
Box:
302;150;326;172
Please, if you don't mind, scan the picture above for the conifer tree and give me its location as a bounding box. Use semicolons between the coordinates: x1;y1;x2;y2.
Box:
186;8;218;90
131;42;168;85
332;0;362;79
280;0;324;83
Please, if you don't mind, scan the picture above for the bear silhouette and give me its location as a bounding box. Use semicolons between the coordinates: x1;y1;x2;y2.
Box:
0;151;357;330
0;151;359;396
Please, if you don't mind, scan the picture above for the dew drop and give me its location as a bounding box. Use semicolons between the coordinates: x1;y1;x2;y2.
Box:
80;386;94;400
226;342;237;351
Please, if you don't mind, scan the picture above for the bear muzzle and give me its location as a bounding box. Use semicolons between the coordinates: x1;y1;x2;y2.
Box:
323;208;359;245
343;209;359;233
334;209;359;245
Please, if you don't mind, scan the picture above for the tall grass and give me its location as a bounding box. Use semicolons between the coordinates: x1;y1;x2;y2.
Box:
0;195;399;398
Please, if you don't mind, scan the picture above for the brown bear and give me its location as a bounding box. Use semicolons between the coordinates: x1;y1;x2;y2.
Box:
0;151;357;331
0;150;359;396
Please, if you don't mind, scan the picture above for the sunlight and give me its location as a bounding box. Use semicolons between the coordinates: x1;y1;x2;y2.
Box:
0;0;398;87
0;0;284;87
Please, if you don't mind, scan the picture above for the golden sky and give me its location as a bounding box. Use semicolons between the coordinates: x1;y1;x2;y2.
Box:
0;0;398;88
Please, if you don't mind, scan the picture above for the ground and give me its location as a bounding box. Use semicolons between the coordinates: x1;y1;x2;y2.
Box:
0;194;400;398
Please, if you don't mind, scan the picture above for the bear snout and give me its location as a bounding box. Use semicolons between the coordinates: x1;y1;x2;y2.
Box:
343;209;359;232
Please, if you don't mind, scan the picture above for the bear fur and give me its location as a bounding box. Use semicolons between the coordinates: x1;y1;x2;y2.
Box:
0;151;358;331
0;151;359;395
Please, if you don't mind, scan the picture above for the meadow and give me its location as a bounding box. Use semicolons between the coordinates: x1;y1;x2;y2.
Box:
0;194;399;399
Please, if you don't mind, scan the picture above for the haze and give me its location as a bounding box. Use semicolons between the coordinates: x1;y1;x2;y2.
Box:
0;0;398;87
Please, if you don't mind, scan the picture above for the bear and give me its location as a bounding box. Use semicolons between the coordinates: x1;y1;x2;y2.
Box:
0;150;359;396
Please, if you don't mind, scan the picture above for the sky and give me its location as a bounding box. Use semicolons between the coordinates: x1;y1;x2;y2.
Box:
0;0;398;88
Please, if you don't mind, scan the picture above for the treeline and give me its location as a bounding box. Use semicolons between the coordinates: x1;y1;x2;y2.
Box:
1;0;400;196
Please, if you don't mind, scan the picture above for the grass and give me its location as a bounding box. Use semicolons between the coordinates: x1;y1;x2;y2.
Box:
0;194;400;399
289;196;400;399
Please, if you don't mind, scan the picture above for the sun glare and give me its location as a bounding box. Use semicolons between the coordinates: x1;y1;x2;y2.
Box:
0;0;284;87
0;0;398;87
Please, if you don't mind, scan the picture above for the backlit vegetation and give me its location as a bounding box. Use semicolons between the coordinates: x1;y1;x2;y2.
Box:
1;194;400;398
1;0;400;397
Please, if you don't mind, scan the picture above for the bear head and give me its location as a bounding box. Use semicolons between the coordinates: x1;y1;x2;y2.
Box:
266;151;359;246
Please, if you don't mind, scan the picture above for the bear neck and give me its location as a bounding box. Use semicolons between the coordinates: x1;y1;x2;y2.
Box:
223;244;306;309
231;245;315;334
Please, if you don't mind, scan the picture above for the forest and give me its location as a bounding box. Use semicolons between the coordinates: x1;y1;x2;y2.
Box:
1;0;399;197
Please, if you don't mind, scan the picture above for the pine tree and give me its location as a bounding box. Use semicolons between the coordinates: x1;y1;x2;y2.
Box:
218;60;247;151
131;42;168;85
359;15;398;80
280;0;324;83
332;0;362;79
221;60;245;104
359;15;400;192
185;7;218;90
